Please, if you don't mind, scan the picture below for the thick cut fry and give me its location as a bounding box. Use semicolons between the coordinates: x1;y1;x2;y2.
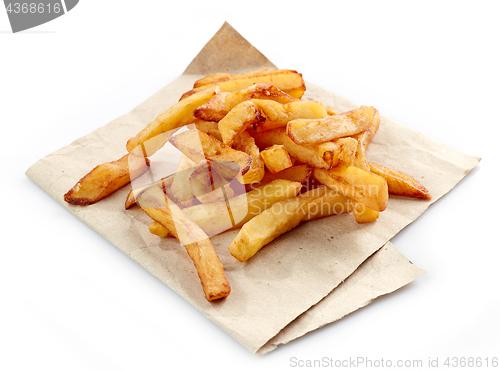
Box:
251;128;340;170
189;160;235;204
219;99;328;147
181;69;305;100
194;120;223;142
287;106;377;145
169;154;197;207
303;189;352;221
149;221;173;237
368;162;431;200
228;187;327;262
193;69;274;88
126;86;219;155
232;130;265;184
352;202;379;223
352;108;381;155
64;153;149;205
245;164;312;191
313;166;388;212
169;129;252;176
183;179;302;236
260;144;293;173
336;137;359;166
137;186;230;301
194;83;297;122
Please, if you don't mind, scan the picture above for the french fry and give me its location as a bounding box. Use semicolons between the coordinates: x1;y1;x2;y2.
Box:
189;160;235;204
169;154;197;207
169;129;252;176
232;130;265;184
194;120;223;142
286;106;377;145
251;128;340;170
126;86;219;155
313;166;388;212
260;144;294;174
352;202;380;223
194;83;297;122
245;164;312;191
303;188;352;221
137;186;231;301
149;221;174;237
181;69;305;100
368;162;432;200
219;99;328;147
352;108;381;155
64;153;149;205
193;69;275;88
228;187;327;262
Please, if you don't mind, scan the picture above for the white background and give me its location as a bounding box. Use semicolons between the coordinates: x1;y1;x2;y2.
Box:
1;1;499;370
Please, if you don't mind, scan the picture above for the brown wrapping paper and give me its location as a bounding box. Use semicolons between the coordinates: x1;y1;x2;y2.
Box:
25;23;479;354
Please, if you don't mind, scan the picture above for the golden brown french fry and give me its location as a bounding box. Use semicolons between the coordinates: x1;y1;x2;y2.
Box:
149;221;174;237
169;129;252;176
352;108;381;155
228;187;327;262
64;153;149;205
368;162;431;200
184;179;302;236
126;86;219;155
352;202;379;223
169;154;197;207
219;99;328;147
189;160;235;204
125;174;174;209
193;69;274;88
313;166;388;212
232;130;265;184
336;137;359;166
303;188;352;221
194;83;297;122
286;106;377;145
181;69;305;100
251;128;340;170
245;164;312;191
260;144;293;174
326;106;339;116
137;186;230;301
194;120;223;142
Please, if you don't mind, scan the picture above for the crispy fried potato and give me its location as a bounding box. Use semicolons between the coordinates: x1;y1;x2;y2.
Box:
251;128;340;170
287;106;377;145
303;188;352;221
219;99;328;147
137;186;230;301
169;154;197;207
126;86;219;155
260;144;293;174
181;69;305;100
336;137;359;166
125;174;174;209
352;202;379;223
193;69;274;88
194;120;223;142
228;187;327;262
313;166;388;212
64;153;149;205
245;164;312;191
194;83;297;122
232;130;265;184
326;106;339;116
149;221;173;237
184;179;302;236
189;160;235;204
352;108;381;155
169;129;252;176
368;162;431;200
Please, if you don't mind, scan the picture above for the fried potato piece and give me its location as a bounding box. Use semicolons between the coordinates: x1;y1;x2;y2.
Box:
169;154;197;207
303;188;352;221
184;179;302;236
189;160;235;204
181;69;305;100
126;86;219;155
352;202;380;223
287;106;377;145
125;174;174;209
251;128;340;170
219;99;328;147
313;166;388;212
232;130;265;184
336;137;359;166
326;106;339;116
194;83;297;122
149;221;174;237
228;187;327;262
193;69;274;88
260;144;293;174
352;108;381;155
169;129;252;176
194;120;223;142
64;153;149;205
368;162;431;200
137;186;230;301
245;164;312;191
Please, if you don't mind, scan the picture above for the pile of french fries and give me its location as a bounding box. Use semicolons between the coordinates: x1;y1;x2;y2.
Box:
64;69;431;302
